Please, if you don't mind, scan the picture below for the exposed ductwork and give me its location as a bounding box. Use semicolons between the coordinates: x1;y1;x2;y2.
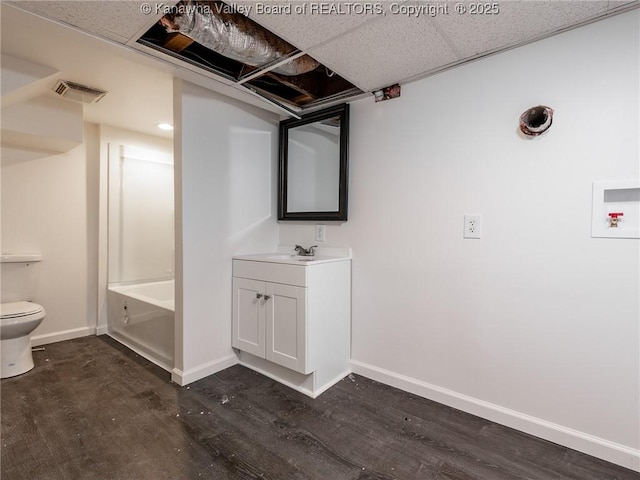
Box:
139;0;361;109
160;0;320;76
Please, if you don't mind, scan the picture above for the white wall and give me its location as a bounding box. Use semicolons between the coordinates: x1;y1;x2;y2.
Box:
1;123;100;345
280;10;639;469
174;80;279;384
107;144;174;284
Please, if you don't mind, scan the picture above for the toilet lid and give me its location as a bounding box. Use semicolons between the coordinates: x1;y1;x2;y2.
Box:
1;301;44;319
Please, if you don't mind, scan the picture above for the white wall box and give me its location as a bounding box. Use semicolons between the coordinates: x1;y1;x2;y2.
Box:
592;180;640;239
232;250;351;398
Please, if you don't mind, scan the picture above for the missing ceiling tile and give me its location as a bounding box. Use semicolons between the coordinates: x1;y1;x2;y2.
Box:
137;0;362;110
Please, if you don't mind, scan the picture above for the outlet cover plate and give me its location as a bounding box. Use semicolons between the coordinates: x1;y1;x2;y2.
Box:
464;214;482;239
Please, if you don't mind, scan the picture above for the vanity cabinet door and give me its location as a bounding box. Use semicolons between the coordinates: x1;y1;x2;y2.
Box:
232;277;265;358
265;283;307;374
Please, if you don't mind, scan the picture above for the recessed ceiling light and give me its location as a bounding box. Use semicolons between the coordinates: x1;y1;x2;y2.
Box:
156;123;174;131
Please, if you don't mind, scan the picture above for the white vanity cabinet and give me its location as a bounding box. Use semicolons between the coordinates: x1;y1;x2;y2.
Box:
232;252;351;398
233;277;307;373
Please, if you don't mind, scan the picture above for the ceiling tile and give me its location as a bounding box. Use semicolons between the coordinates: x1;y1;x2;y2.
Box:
434;0;611;58
9;1;159;43
308;11;459;91
608;0;639;9
241;0;381;50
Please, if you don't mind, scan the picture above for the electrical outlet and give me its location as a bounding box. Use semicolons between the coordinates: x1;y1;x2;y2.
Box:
315;224;326;242
464;214;482;239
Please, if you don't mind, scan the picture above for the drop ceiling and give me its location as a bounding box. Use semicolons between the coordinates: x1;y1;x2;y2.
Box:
136;5;362;110
3;0;639;122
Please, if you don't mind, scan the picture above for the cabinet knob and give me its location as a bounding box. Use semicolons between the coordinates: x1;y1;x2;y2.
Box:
256;293;263;299
264;295;271;301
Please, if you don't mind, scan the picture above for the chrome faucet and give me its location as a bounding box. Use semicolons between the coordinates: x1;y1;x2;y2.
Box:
294;245;317;256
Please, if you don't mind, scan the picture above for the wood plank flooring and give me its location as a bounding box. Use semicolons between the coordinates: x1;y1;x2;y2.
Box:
1;336;637;479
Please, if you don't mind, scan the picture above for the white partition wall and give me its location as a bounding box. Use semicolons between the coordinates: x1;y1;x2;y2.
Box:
173;80;279;385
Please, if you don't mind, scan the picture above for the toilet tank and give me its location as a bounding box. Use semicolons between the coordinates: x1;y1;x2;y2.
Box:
1;254;43;303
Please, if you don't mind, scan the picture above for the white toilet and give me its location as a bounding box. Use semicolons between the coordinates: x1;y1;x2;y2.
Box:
1;254;46;379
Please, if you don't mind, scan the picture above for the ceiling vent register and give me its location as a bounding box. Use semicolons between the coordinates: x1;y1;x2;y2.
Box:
53;80;108;104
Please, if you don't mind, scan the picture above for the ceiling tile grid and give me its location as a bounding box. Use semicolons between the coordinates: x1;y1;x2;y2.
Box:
243;0;382;50
11;0;158;44
307;9;460;91
5;0;638;109
432;1;611;59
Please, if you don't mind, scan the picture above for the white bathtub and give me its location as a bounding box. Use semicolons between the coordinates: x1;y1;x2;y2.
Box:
107;280;174;372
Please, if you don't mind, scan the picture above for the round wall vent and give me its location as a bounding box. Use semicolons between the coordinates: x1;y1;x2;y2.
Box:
519;105;553;136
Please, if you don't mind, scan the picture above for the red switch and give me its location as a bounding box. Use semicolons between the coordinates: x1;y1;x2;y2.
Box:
608;212;624;227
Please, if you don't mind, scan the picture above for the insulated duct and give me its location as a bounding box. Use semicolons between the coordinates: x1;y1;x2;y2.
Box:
160;0;320;76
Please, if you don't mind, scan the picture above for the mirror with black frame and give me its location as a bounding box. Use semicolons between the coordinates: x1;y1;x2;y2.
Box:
278;104;349;221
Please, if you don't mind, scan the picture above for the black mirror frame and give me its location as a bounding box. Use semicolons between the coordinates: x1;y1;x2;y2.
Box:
278;103;349;221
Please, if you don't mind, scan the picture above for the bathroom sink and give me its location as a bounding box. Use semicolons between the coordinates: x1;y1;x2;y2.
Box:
260;254;315;261
233;250;351;266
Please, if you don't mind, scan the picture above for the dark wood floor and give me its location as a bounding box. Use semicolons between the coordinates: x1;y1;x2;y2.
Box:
1;336;637;480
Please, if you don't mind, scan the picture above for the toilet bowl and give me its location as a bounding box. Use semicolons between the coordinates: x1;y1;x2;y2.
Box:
1;301;46;378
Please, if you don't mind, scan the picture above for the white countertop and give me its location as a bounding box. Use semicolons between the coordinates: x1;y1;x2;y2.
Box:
233;246;351;266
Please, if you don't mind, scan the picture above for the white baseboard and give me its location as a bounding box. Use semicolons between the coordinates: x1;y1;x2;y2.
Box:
106;332;173;373
350;360;640;473
95;325;108;336
314;369;352;398
32;326;95;347
237;351;315;397
236;351;350;398
238;358;314;398
171;354;238;386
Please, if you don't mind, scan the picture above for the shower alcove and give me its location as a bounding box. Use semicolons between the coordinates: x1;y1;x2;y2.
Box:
105;142;175;372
